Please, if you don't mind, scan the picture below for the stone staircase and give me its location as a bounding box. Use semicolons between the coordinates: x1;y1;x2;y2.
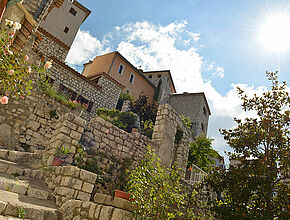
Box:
0;150;59;219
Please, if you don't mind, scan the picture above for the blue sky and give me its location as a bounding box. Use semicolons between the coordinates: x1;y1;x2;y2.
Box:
67;0;290;163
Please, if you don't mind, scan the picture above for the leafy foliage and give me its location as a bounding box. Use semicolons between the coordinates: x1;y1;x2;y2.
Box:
0;22;49;103
54;145;71;159
187;134;217;171
116;92;134;110
127;147;185;219
96;108;138;133
180;115;193;131
130;95;158;123
205;71;290;219
140;119;154;139
40;83;87;110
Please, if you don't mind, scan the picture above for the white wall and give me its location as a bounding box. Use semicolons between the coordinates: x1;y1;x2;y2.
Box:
40;1;86;47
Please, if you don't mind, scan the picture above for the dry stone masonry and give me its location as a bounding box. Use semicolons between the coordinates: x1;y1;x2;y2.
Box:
152;104;193;176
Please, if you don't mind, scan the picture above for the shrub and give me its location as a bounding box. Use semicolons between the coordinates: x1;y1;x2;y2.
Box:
116;92;133;110
96;108;138;133
127;147;185;219
0;20;50;104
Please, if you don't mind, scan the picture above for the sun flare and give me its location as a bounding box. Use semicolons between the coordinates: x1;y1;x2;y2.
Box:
259;14;290;52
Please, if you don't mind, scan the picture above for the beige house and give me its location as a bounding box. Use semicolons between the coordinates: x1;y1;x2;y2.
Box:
82;51;156;102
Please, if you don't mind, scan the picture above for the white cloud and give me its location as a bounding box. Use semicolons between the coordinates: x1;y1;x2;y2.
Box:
65;21;288;164
66;30;111;68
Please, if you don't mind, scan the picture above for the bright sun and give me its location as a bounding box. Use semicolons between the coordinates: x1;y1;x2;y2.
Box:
259;14;290;52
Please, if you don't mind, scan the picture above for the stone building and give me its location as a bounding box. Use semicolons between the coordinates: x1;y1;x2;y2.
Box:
142;70;176;103
82;51;157;102
168;92;211;136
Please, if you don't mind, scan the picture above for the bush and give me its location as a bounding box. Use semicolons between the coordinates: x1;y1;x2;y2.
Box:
116;92;133;110
0;20;50;104
127;147;185;219
96;108;138;133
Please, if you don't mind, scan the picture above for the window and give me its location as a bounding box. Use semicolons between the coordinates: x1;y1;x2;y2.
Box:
148;75;152;78
118;63;125;75
129;73;135;84
64;27;69;33
157;74;162;78
203;106;207;116
126;89;130;94
201;123;205;132
69;7;77;16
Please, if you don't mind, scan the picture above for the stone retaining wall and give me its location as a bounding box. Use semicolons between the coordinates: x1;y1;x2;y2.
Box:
152;104;193;176
0;85;80;151
59;196;133;220
45;166;98;207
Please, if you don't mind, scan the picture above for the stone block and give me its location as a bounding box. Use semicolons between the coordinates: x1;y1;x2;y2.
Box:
80;169;98;184
59;126;70;135
27;188;49;200
111;208;133;220
82;182;94;193
112;197;134;211
0;200;7;214
77;191;90;201
70;130;82;141
74;116;86;127
27;120;41;131
11;184;27;195
99;206;114;220
55;186;75;198
93;193;112;205
88;203;97;218
61;176;83;190
61;166;80;177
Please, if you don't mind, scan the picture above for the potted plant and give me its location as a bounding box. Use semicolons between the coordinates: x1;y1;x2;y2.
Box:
52;145;71;166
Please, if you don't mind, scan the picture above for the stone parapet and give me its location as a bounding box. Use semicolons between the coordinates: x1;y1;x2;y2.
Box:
45;166;98;207
152;104;193;176
59;198;133;220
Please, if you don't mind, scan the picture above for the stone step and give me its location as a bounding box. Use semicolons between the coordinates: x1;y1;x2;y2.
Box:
0;215;24;219
0;190;58;220
0;159;44;180
0;150;43;170
0;173;55;202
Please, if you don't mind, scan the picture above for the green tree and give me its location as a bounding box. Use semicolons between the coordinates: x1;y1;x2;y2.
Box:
187;134;218;171
206;71;289;219
127;147;185;219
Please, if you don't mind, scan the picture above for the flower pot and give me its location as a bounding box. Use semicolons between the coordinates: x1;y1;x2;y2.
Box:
114;190;132;201
131;128;138;133
52;157;64;166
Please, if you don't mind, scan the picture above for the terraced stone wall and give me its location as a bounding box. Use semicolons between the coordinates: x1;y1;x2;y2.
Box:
44;166;98;207
59;194;133;220
0;85;81;151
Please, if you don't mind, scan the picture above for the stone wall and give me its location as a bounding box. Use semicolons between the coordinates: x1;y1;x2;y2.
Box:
80;116;160;194
168;92;210;136
45;166;98;207
59;195;133;220
35;28;69;62
47;61;122;121
152;104;193;176
0;85;81;151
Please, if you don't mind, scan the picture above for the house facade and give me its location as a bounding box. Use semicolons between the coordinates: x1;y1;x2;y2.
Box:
142;70;176;103
82;51;156;102
168;92;211;136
